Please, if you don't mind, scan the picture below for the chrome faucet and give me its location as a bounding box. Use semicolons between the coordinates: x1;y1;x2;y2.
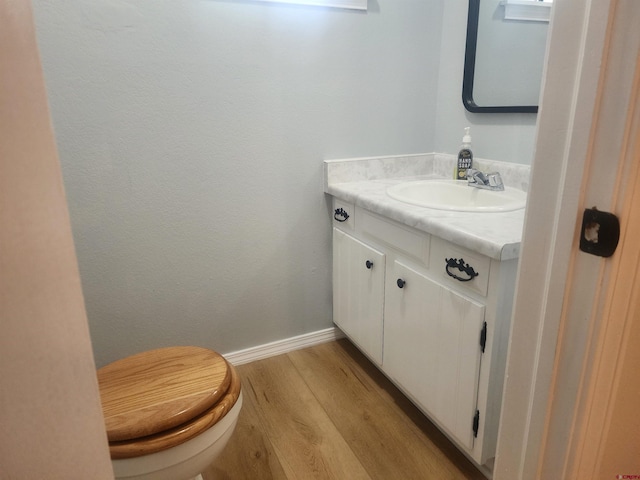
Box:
467;168;505;191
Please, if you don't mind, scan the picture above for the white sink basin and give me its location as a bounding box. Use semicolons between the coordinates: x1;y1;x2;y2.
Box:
386;179;527;212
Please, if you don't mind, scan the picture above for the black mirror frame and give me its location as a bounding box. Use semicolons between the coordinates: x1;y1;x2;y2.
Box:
462;0;539;113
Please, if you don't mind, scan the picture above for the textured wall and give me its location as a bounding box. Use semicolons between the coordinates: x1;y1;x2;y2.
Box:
32;0;444;367
435;0;539;164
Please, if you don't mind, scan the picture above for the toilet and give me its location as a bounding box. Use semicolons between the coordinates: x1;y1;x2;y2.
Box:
97;346;242;480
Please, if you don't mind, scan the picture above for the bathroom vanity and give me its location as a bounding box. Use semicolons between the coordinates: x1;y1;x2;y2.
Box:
325;154;529;473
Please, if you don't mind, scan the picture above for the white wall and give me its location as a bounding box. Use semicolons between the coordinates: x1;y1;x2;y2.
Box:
32;0;444;367
435;0;539;164
32;0;539;368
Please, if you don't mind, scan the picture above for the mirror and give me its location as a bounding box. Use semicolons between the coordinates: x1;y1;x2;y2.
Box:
463;0;550;113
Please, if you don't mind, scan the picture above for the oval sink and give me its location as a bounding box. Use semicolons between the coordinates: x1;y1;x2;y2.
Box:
386;179;527;212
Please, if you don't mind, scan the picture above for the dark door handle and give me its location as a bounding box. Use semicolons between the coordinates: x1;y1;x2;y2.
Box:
334;208;350;222
445;258;478;282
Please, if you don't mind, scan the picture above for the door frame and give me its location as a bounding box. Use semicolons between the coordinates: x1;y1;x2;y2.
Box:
567;56;640;478
494;0;640;477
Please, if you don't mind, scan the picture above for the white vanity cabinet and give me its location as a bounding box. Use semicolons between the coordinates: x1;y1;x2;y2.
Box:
331;199;518;469
332;228;385;365
383;259;485;451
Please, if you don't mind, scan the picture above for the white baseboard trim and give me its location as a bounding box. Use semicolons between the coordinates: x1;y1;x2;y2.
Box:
222;327;345;366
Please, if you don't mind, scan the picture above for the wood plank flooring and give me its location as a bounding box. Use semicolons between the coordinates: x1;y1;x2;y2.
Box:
203;339;485;480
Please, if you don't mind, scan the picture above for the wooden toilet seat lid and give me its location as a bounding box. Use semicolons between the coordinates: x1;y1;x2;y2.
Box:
97;346;231;442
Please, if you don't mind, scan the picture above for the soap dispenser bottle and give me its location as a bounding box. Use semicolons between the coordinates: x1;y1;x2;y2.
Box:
454;127;473;180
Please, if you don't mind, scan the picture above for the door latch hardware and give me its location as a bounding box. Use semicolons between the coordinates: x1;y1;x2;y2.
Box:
579;207;620;258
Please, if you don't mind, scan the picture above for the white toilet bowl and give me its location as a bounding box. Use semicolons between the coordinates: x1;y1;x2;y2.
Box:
98;346;242;480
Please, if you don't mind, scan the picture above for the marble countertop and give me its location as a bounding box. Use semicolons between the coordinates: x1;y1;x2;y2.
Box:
326;172;526;261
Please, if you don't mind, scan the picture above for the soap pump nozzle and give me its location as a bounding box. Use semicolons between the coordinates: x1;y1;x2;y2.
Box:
462;127;472;146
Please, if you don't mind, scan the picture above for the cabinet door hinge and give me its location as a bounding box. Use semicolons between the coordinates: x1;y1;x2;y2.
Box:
473;410;480;438
480;321;487;353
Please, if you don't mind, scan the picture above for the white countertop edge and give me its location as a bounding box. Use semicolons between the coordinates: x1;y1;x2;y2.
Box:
326;177;525;261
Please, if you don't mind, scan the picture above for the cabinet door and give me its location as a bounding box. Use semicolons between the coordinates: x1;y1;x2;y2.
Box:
384;260;485;449
333;228;385;365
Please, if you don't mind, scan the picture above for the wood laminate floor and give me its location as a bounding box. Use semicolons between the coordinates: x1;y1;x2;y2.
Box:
203;338;485;480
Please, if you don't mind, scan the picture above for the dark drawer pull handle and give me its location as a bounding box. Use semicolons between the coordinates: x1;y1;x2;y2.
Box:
397;279;406;289
334;208;350;222
365;260;374;269
445;258;479;282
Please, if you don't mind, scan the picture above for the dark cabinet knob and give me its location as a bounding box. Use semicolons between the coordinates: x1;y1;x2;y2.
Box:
397;279;406;289
365;260;374;269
